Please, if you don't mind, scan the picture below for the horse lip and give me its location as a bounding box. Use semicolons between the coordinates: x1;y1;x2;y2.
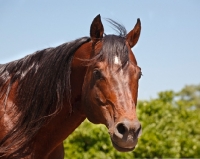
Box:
111;139;135;152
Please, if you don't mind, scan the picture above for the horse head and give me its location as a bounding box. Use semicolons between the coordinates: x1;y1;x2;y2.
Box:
81;15;142;152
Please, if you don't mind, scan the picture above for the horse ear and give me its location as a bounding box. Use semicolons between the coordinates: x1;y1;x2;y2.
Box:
126;18;141;48
90;14;104;42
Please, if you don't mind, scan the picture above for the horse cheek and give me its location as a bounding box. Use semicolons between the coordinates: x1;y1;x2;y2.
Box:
95;89;107;105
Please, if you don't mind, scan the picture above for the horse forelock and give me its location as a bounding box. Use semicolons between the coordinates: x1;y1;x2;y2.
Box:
102;35;129;68
88;20;129;70
89;35;129;71
0;36;90;157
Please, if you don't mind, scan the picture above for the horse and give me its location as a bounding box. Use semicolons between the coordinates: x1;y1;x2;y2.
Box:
0;14;142;159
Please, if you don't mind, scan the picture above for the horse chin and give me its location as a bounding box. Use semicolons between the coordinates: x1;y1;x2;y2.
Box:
111;139;135;152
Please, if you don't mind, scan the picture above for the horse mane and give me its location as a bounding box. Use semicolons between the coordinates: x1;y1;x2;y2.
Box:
0;37;90;157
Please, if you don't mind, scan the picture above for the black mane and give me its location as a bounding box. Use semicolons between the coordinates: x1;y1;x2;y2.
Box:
0;37;90;156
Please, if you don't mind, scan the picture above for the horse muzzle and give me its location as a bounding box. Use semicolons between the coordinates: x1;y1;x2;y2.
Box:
109;119;142;152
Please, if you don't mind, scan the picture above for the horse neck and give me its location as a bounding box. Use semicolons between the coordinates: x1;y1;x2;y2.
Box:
69;40;102;117
31;42;94;157
70;41;93;112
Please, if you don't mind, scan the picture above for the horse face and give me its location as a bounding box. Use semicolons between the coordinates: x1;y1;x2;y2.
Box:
81;15;142;152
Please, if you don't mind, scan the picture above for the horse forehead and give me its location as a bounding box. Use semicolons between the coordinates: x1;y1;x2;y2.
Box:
114;56;121;65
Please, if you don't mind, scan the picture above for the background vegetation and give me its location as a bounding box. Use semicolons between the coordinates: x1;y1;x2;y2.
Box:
64;84;200;158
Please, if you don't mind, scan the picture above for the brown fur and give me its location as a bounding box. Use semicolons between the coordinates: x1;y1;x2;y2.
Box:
0;14;142;158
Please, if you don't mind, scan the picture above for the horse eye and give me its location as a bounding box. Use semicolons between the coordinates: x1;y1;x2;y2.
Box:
93;69;102;80
139;72;143;79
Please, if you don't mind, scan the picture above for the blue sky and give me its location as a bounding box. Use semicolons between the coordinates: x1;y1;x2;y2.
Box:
0;0;200;99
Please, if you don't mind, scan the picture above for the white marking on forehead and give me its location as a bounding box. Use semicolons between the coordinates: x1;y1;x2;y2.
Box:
114;56;121;65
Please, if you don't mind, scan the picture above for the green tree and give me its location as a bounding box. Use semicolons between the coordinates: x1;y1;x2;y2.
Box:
64;85;200;158
176;84;200;109
135;90;200;158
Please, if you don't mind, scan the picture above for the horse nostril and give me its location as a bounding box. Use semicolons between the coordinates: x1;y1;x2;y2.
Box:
135;124;142;137
117;123;127;135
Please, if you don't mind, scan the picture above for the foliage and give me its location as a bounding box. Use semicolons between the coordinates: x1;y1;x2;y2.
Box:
64;84;200;158
64;120;133;159
176;84;200;109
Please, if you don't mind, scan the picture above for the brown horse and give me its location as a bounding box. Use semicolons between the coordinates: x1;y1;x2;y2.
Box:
0;14;142;159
